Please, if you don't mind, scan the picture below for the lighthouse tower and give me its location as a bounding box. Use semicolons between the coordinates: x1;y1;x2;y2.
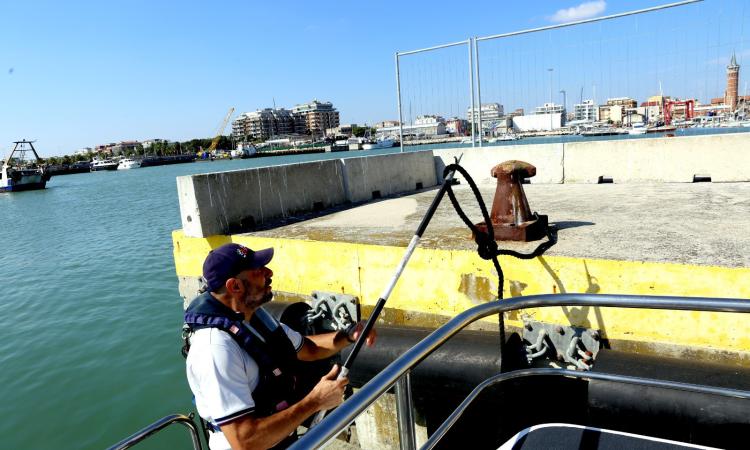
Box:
725;52;740;112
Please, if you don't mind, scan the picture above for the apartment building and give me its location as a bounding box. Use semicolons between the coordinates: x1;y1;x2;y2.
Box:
574;99;598;122
232;108;296;141
466;103;504;127
292;100;340;137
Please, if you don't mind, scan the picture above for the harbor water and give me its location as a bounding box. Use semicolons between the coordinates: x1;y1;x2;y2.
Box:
1;128;748;449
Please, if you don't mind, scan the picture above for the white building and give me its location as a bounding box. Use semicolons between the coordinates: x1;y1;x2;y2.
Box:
74;147;92;156
376;115;446;139
534;103;565;115
142;139;167;149
512;113;563;132
467;103;505;133
574;100;598;122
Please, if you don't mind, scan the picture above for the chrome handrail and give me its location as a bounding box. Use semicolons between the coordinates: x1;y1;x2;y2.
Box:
107;413;204;450
290;293;750;449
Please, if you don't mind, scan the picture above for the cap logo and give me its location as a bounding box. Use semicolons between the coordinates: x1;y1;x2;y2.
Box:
236;246;250;258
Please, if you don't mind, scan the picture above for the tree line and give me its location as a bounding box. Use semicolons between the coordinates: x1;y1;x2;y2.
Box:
43;136;233;165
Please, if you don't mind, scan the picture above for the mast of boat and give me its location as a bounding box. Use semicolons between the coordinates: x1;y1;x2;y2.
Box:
7;140;43;166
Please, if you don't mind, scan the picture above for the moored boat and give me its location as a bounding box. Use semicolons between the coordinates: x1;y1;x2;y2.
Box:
117;158;142;170
361;137;396;150
91;158;119;171
1;140;52;192
628;122;648;135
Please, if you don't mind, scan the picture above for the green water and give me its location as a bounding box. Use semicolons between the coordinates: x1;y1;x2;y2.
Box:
0;150;403;450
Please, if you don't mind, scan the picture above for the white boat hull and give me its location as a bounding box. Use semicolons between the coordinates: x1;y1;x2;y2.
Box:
117;160;142;170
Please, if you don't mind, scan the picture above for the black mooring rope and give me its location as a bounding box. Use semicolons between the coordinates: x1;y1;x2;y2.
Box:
442;163;557;300
442;163;557;365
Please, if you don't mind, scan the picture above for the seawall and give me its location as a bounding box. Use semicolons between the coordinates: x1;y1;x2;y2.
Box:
177;133;750;238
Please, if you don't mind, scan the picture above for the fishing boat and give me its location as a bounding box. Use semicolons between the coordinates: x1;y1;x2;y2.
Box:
91;158;119;171
0;140;52;192
117;157;142;170
361;137;396;150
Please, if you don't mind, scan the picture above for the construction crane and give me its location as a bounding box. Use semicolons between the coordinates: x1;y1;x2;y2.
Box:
207;107;235;154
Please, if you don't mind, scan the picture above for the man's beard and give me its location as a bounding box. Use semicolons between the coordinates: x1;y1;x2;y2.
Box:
244;291;273;310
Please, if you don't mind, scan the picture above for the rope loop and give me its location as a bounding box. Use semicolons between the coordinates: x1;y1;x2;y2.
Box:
474;230;498;260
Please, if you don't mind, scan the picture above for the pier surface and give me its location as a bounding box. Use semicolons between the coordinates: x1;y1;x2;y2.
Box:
248;181;750;268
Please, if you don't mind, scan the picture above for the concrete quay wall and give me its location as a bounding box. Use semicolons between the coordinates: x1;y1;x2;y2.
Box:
178;133;749;237
178;152;437;238
564;133;750;183
433;143;565;184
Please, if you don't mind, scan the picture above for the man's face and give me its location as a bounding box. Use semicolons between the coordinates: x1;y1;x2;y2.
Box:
236;266;273;310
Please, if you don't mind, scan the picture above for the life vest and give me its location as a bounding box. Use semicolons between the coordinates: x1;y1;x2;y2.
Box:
183;292;303;418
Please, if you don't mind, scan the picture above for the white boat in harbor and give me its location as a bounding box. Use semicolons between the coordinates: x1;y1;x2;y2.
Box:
628;123;648;135
361;137;396;150
1;140;52;192
489;133;521;142
117;158;142;170
91;158;119;171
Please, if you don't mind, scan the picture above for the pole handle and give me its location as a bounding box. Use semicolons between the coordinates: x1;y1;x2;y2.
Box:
309;367;350;426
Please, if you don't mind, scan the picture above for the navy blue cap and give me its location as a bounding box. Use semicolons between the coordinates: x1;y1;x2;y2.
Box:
202;244;274;292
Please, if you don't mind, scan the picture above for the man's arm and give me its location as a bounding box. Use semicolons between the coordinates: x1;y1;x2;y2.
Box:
297;321;377;362
220;365;347;450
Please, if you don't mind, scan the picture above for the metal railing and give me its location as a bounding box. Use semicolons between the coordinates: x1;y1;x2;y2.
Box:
107;413;204;450
290;293;750;450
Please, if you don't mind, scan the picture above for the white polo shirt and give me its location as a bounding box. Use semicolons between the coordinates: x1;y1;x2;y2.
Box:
185;309;304;450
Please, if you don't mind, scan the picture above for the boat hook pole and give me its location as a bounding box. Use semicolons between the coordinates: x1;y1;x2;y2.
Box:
310;154;464;427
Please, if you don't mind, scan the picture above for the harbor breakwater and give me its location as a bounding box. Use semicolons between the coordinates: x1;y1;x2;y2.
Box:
177;132;750;238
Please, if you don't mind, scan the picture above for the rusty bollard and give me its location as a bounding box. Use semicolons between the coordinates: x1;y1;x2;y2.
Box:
475;160;549;241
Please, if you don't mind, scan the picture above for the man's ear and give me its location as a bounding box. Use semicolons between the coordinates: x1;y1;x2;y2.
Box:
225;277;242;293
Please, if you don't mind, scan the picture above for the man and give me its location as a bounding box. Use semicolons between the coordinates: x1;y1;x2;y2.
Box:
184;243;376;450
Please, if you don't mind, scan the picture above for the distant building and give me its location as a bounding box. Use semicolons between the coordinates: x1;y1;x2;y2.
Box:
376;115;445;139
467;103;504;131
111;141;140;156
637;102;662;123
607;97;638;108
74;147;92;156
445;117;468;135
513;113;562;132
599;98;637;124
574;99;598;122
292;100;340;137
375;120;400;129
232;108;296;141
534;103;565;115
514;103;565;131
489;117;514;135
142;139;167;149
326;123;357;138
94;143;117;155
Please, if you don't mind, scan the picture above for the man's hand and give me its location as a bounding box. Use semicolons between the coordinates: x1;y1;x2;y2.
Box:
348;320;378;347
308;364;348;411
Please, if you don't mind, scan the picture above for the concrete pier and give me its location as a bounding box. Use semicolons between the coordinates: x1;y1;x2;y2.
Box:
177;133;750;238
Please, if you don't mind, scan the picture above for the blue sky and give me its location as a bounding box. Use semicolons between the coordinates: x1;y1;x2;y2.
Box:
1;0;747;156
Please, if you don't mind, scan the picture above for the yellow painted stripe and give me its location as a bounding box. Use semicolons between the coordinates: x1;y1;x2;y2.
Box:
173;230;750;352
